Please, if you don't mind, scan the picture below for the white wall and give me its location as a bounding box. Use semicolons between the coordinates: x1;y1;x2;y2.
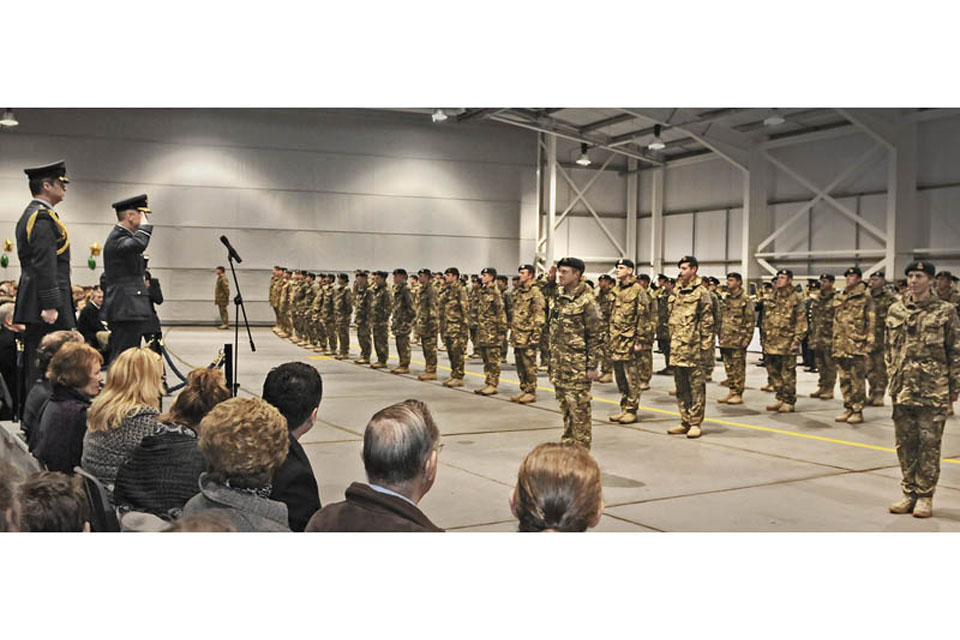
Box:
0;109;537;323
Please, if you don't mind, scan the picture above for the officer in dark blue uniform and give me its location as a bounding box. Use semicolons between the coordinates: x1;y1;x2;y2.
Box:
14;161;75;392
101;194;155;364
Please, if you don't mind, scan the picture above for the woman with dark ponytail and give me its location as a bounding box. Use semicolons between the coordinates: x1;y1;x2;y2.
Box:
510;443;603;532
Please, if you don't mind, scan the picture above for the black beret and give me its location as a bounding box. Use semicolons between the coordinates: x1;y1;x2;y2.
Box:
776;268;793;278
495;275;508;282
557;256;586;273
667;277;676;285
418;268;431;276
844;266;862;277
871;270;885;278
392;268;407;277
112;194;151;214
907;261;936;277
24;160;69;183
374;270;388;278
356;270;368;278
727;272;743;281
808;281;820;290
936;270;952;279
656;273;667;280
307;272;316;278
338;273;349;281
444;267;460;276
598;274;615;283
615;258;635;269
678;255;698;268
819;273;835;282
518;264;535;273
638;273;651;282
470;274;480;281
480;267;497;277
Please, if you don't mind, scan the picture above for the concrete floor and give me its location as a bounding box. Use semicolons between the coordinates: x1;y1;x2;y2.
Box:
8;325;960;532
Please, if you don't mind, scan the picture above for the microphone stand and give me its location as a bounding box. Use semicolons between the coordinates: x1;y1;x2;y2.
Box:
225;251;256;397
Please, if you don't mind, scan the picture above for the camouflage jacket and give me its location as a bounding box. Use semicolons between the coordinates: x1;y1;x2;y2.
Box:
596;287;615;335
416;280;440;336
808;289;836;350
831;281;876;358
321;283;336;318
309;283;323;318
761;286;807;355
467;285;481;326
511;282;546;346
667;276;715;367
215;274;230;306
277;279;291;312
301;281;317;314
609;276;655;359
476;283;507;346
334;283;353;323
885;292;960;408
391;282;416;334
291;280;309;315
718;288;756;349
869;286;897;354
935;286;960;310
656;288;673;340
502;288;514;325
548;281;600;386
269;275;281;307
371;283;392;326
409;281;421;317
439;281;470;339
353;283;371;325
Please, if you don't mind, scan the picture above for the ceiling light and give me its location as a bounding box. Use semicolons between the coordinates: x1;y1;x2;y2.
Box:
648;124;666;150
575;143;591;166
431;109;448;123
763;109;786;127
0;109;18;127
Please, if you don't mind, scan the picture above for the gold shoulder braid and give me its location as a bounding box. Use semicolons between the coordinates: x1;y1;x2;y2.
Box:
25;208;70;255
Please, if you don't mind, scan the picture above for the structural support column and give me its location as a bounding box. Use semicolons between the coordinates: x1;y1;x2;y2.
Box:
742;148;771;282
650;167;664;274
545;133;558;267
625;158;638;266
886;122;918;276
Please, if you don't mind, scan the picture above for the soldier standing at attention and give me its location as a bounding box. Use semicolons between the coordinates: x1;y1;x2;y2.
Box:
761;269;807;414
666;257;714;438
308;273;326;352
276;269;292;338
510;264;545;404
496;275;513;361
655;276;675;376
549;257;600;448
318;273;336;354
370;271;392;369
14;161;76;391
808;274;838;400
415;269;440;381
334;273;353;359
595;274;616;384
636;274;657;390
408;274;421;321
934;270;960;310
832;267;876;424
867;271;896;406
390;268;415;374
607;258;654;425
214;266;230;330
716;272;755;405
353;271;372;364
292;270;311;346
886;260;960;518
702;277;721;382
269;265;283;334
467;275;482;359
474;268;508;395
304;273;320;349
439;267;470;387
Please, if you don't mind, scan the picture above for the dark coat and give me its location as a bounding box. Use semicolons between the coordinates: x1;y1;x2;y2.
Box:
22;379;52;446
142;277;163;334
13;200;75;327
101;224;154;322
76;301;105;348
305;482;443;532
271;435;322;532
0;328;17;419
31;384;92;473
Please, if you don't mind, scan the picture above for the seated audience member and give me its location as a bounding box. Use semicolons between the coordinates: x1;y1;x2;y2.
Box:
182;397;291;532
82;347;164;496
76;287;109;356
306;399;443;532
32;344;104;473
22;330;85;446
17;471;91;532
1;461;21;532
163;512;236;533
0;303;23;420
261;362;323;531
114;368;231;520
510;443;603;532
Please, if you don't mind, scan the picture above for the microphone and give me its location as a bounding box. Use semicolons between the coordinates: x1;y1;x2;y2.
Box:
220;235;242;263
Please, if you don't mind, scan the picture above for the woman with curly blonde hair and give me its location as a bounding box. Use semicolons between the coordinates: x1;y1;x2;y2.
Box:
82;347;164;496
510;443;604;532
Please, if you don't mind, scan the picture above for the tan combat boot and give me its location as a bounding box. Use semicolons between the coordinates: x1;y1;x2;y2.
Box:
913;497;933;518
818;390;834;400
888;494;916;514
639;382;650;391
686;425;702;439
725;393;744;405
608;411;626;423
370;362;387;369
517;393;537;404
810;388;825;398
667;424;690;435
766;400;783;412
618;412;638;424
846;411;863;424
334;354;349;360
761;384;774;392
778;403;795;413
835;409;853;422
313;346;325;353
597;372;613;384
444;378;465;388
475;385;498;396
717;391;733;404
509;392;525;402
417;372;438;381
391;366;410;374
354;357;370;365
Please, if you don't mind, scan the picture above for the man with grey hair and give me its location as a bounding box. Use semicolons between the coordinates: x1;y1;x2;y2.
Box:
306;399;444;532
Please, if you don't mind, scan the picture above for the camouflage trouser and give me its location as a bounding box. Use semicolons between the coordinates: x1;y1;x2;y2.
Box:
702;344;716;379
337;321;350;356
373;324;390;364
420;330;437;373
395;331;411;367
814;348;837;391
444;334;466;379
613;358;642;412
657;337;671;371
272;305;279;327
325;315;338;352
357;322;371;358
720;347;746;394
514;346;538;394
218;304;229;326
313;314;326;346
638;345;653;384
469;325;479;355
866;349;886;401
599;331;613;375
765;353;797;405
501;333;509;360
480;345;501;387
836;355;867;412
556;383;593;449
540;324;550;366
674;365;705;427
894;404;947;497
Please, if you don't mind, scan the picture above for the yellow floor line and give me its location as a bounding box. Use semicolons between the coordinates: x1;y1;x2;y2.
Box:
300;339;960;466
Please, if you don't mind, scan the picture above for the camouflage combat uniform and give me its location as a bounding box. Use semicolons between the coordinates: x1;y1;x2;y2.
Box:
468;283;481;357
371;281;392;367
638;289;657;385
500;285;514;360
476;282;508;389
808;288;838;394
277;276;292;336
656;287;673;373
935;285;960;311
322;281;338;354
549;281;600;448
308;281;327;351
439;279;470;381
868;284;896;404
539;276;558;367
886;291;960;499
761;285;807;406
831;281;876;414
215;272;230;327
717;287;756;396
416;280;440;374
608;276;654;416
334;281;354;358
511;281;546;397
702;289;720;380
300;279;318;346
392;281;416;369
269;273;282;330
353;281;371;362
291;278;309;343
668;276;715;430
596;284;616;377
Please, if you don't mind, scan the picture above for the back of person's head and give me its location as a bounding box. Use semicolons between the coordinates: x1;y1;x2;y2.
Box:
362;399;440;488
198;397;289;490
0;302;14;328
87;347;163;432
261;362;323;432
158;368;230;429
37;330;84;378
512;443;603;533
46;342;102;388
163;512;236;532
0;461;22;532
17;471;91;532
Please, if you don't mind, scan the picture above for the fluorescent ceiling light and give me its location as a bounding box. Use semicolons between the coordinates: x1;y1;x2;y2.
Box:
0;109;18;127
576;143;591;166
431;109;448;123
763;109;786;127
648;124;666;150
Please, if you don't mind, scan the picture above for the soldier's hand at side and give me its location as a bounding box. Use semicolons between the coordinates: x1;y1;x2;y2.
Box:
952;392;958;403
586;369;600;381
40;309;58;325
634;343;644;352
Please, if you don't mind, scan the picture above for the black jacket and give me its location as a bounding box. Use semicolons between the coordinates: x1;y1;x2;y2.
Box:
76;301;105;348
32;384;92;473
271;435;322;532
0;328;16;420
13;200;75;327
101;224;154;322
142;277;164;334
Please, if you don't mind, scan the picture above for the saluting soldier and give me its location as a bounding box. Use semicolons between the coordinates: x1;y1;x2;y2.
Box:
538;265;558;370
353;271;373;364
370;271;393;369
867;271;897;406
606;259;655;426
886;260;960;519
808;274;838;400
595;274;616;384
214;265;230;330
474;268;508;395
510;264;545;404
831;267;876;424
716;272;755;406
415;268;440;381
390;268;416;374
439;267;470;387
334;273;353;359
761;269;807;414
